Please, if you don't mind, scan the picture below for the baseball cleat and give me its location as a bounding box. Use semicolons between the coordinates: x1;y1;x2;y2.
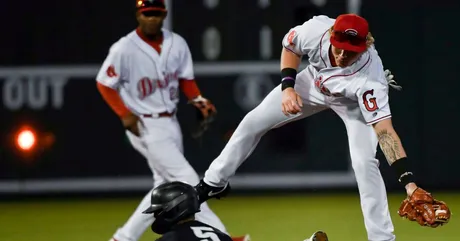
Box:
231;234;251;241
194;179;231;203
304;230;328;241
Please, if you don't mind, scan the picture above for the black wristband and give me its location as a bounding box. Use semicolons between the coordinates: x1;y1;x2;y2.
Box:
281;68;297;91
391;157;416;186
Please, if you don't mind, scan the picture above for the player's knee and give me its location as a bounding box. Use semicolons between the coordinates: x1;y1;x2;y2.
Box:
239;110;266;134
168;168;200;184
350;156;379;175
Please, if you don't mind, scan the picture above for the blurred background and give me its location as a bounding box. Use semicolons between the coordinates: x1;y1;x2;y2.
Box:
1;0;459;240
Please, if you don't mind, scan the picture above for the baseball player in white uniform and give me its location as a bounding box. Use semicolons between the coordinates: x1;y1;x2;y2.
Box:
194;14;436;241
96;1;249;241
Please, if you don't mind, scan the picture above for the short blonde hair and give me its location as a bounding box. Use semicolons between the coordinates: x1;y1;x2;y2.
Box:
329;27;375;48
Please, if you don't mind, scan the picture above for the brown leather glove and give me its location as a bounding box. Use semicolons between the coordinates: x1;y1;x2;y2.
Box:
188;96;217;139
398;188;451;227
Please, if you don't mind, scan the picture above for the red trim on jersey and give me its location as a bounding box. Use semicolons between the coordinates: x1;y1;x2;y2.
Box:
96;82;131;118
319;30;329;67
367;114;392;124
321;54;371;84
136;28;164;54
283;46;301;57
179;79;201;100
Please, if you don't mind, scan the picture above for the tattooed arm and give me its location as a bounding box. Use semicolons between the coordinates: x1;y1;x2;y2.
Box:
372;118;407;164
373;118;417;195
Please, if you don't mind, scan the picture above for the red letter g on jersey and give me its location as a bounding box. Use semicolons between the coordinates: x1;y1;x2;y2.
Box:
363;89;378;111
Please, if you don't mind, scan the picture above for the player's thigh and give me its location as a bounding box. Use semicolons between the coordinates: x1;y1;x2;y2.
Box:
144;138;200;185
152;167;166;187
126;130;157;177
170;118;184;154
250;84;327;130
126;130;149;157
295;67;328;106
331;104;379;160
332;106;380;180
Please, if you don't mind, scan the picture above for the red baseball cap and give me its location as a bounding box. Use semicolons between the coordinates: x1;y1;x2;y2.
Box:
330;14;369;53
136;0;167;12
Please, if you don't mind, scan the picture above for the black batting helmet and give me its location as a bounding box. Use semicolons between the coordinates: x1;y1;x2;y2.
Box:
136;0;167;12
142;181;200;234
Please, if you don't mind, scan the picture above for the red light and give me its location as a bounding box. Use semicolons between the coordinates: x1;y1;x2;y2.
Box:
16;129;37;151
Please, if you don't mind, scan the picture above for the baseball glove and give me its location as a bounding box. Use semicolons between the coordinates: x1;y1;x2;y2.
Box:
188;96;217;139
398;187;451;227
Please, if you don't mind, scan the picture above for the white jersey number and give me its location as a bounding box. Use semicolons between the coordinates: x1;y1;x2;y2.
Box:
190;226;221;241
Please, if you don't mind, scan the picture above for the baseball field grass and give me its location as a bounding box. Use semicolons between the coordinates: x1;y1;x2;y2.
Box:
1;192;458;241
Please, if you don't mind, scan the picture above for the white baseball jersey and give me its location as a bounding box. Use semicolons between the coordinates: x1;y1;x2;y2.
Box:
282;15;391;125
96;29;194;116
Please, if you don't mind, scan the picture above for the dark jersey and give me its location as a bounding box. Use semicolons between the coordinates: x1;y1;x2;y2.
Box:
156;220;232;241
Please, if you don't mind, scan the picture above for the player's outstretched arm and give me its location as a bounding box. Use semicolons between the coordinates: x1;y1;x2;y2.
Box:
280;48;303;115
372;118;407;164
372;118;418;195
374;118;452;227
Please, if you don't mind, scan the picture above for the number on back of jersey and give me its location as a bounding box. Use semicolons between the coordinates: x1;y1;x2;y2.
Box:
190;227;221;241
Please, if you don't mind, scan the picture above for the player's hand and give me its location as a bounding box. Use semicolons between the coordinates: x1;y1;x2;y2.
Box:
398;187;451;227
281;87;303;116
122;112;141;136
385;69;402;91
188;96;217;139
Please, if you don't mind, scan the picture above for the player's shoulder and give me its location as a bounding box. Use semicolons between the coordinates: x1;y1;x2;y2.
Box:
365;46;387;85
347;48;387;95
309;15;336;25
293;15;335;42
107;32;134;54
163;29;188;45
300;15;335;31
358;70;388;94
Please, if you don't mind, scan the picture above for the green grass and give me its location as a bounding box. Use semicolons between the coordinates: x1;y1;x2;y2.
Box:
0;193;458;241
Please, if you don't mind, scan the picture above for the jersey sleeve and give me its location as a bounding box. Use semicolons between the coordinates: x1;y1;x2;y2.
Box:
282;24;310;56
357;80;392;125
96;43;124;89
282;15;333;56
177;37;195;80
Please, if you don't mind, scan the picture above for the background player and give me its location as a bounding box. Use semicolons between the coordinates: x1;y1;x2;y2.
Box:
143;181;328;241
96;1;248;240
194;14;448;241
